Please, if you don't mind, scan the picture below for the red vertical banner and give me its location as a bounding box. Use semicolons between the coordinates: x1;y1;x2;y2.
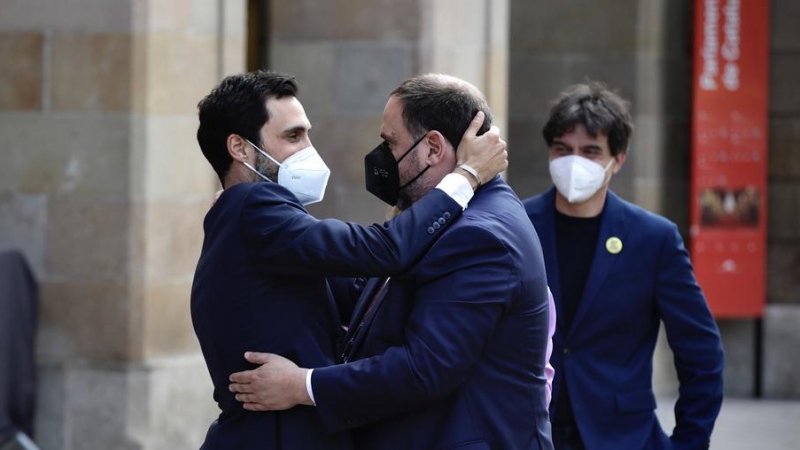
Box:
690;0;769;318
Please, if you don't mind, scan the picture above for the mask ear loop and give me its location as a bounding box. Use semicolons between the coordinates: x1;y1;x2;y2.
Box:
597;157;617;190
398;165;432;192
395;132;431;191
396;132;428;163
242;161;273;182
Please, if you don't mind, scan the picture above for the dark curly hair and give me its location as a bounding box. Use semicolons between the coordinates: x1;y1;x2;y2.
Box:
543;82;633;156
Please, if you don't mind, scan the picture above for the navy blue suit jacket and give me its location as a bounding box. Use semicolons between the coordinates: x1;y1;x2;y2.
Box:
191;181;463;450
313;178;554;450
523;188;724;450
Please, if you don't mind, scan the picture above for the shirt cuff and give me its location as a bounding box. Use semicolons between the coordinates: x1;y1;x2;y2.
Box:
436;173;474;210
306;368;316;406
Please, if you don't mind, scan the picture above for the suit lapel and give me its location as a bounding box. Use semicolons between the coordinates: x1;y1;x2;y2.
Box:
567;191;630;337
346;278;382;329
345;277;391;359
528;189;566;338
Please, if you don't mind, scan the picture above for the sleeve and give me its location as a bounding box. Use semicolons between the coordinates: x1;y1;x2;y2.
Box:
311;225;517;432
436;173;473;209
241;183;463;277
656;224;725;450
306;369;316;405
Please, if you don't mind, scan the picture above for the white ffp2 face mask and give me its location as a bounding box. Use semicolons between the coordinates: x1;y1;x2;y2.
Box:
549;155;614;204
244;140;331;205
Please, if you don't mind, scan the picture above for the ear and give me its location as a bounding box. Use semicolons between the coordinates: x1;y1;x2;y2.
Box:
227;134;250;162
422;131;449;165
612;151;627;174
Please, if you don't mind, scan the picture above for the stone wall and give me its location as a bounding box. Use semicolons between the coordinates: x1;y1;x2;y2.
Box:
507;0;692;217
0;0;245;448
0;0;511;447
764;0;800;398
0;1;798;448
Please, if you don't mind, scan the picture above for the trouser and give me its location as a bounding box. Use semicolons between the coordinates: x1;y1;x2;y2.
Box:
552;421;585;450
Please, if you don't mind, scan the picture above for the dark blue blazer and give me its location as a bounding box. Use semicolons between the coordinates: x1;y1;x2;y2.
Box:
313;178;554;450
191;181;463;450
523;188;724;450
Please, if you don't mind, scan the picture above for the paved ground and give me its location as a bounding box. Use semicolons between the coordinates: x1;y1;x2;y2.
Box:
656;397;800;449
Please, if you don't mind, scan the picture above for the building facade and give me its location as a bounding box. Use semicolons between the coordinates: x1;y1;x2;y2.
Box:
0;0;797;448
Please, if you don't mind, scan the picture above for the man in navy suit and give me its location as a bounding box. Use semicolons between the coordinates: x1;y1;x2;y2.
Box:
229;74;554;450
522;82;724;449
191;70;507;449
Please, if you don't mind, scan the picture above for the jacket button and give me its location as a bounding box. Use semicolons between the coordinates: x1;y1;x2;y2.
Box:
563;348;571;355
443;212;451;219
438;218;446;225
427;227;435;234
433;222;441;229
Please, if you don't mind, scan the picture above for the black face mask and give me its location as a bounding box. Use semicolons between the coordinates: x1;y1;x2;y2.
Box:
364;134;430;206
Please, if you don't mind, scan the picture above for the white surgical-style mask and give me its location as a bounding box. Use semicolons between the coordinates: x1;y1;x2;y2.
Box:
549;155;615;204
243;139;331;205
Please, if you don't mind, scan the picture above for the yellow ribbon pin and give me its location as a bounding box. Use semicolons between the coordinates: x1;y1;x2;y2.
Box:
606;237;623;254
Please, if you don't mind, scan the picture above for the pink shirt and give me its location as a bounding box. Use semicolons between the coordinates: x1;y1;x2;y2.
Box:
545;287;556;406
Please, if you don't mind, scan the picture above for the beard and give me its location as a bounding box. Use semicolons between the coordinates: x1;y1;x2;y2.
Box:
396;149;436;211
396;174;435;211
252;150;279;183
396;155;435;210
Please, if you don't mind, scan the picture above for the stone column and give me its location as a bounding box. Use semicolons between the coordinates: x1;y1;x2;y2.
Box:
764;0;800;398
420;0;510;139
0;1;245;448
507;0;692;211
267;0;508;223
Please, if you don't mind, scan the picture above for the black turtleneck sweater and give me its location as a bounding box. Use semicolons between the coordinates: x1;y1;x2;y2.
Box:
553;209;602;424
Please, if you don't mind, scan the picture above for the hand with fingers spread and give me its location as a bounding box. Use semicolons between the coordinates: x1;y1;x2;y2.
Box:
451;111;508;191
228;352;312;411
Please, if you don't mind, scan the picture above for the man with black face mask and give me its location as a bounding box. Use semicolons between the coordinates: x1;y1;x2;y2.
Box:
228;73;554;450
191;70;507;450
364;133;430;210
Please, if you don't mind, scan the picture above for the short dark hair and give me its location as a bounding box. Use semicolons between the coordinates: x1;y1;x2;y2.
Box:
542;82;633;156
390;74;492;149
197;70;298;184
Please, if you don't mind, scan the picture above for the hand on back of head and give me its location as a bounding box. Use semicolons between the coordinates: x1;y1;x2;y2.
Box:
455;111;507;186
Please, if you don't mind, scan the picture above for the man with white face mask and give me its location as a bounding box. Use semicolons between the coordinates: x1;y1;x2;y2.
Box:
241;137;330;205
522;82;724;450
191;70;507;450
